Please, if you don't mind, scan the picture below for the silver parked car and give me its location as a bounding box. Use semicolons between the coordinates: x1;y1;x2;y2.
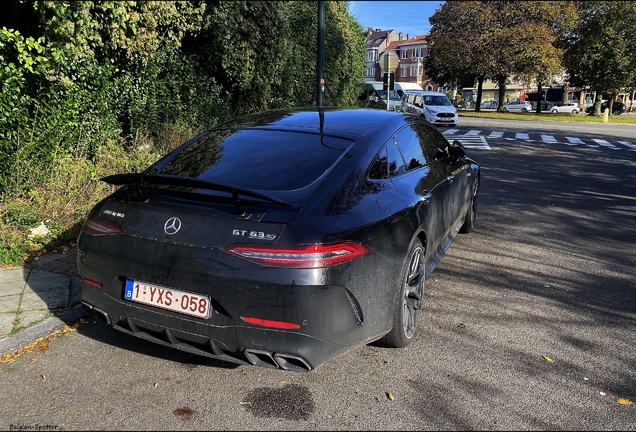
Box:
550;102;581;114
503;100;533;113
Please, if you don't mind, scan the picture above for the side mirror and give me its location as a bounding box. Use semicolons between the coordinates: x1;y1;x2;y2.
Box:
449;140;466;160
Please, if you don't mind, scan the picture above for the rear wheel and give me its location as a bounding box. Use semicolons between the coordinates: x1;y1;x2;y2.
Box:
460;177;479;233
572;109;578;114
383;239;425;348
521;108;528;113
551;109;558;114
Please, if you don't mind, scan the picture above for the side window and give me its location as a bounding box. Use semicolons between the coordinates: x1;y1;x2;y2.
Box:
414;123;450;162
387;140;407;177
414;95;423;108
393;126;425;171
407;94;415;104
368;147;388;180
369;141;410;179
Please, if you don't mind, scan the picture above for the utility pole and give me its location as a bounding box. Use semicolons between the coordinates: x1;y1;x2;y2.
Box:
317;1;325;107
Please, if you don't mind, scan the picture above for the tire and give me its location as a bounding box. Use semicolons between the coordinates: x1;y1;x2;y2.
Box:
504;107;509;112
459;177;479;234
521;108;528;113
383;239;425;348
551;109;558;114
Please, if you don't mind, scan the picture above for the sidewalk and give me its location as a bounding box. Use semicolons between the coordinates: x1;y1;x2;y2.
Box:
0;247;88;355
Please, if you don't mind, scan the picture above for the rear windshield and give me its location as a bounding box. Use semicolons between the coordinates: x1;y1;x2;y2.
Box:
158;129;353;191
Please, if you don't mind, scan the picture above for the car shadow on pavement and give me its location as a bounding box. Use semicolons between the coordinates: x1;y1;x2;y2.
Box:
76;317;241;370
413;138;636;426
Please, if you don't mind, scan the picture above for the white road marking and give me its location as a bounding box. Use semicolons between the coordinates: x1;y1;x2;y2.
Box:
455;135;491;150
566;137;584;146
442;129;460;135
489;131;504;137
618;141;636;151
516;133;529;140
592;139;619;150
465;130;481;136
541;135;557;143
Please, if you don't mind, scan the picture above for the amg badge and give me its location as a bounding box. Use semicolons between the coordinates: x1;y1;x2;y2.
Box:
232;229;276;241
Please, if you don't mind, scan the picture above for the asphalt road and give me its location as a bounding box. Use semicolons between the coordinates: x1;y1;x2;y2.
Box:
1;118;635;430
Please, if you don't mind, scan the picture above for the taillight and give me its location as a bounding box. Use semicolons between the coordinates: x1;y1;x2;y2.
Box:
241;316;300;329
83;214;123;236
223;242;372;268
80;276;103;288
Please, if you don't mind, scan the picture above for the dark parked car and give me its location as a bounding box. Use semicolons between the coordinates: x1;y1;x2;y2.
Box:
585;101;627;115
78;108;480;371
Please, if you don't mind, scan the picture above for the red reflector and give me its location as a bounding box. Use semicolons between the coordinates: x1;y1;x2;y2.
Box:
80;276;103;288
223;242;372;268
241;316;300;329
84;214;123;236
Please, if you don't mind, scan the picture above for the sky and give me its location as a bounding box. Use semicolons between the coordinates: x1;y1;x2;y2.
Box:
348;1;444;38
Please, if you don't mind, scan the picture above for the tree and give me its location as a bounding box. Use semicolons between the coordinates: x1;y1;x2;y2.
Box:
272;1;366;108
426;1;490;111
427;1;577;112
563;1;636;116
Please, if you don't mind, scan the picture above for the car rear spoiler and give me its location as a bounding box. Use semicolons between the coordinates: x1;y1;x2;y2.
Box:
101;173;296;216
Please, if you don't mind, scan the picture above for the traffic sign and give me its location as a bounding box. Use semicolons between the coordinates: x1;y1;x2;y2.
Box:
379;52;399;71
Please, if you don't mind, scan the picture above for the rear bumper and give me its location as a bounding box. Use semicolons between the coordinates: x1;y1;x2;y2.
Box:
80;295;350;371
77;236;397;371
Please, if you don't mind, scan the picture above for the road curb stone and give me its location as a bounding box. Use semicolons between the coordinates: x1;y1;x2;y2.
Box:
0;304;88;356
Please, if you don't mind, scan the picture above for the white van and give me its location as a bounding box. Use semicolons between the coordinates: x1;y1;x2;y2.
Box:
359;82;401;111
393;82;424;98
399;90;458;127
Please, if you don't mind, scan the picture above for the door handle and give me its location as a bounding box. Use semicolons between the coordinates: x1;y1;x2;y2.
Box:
420;193;431;204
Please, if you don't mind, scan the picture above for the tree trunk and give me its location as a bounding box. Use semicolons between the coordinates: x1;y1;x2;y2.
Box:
593;93;603;116
474;76;484;112
496;75;507;113
537;82;543;114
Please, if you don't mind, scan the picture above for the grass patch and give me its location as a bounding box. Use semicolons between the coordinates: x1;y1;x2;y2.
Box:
0;121;204;267
458;110;636;124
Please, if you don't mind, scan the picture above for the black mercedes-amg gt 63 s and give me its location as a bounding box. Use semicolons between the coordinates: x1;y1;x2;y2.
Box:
78;107;480;372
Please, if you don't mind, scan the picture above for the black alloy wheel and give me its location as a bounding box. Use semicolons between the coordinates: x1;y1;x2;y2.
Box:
383;239;425;348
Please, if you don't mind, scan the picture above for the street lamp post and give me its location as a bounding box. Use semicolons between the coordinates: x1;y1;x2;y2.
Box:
317;1;325;107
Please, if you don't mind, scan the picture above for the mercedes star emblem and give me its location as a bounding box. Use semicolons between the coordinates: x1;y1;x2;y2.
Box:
164;217;182;235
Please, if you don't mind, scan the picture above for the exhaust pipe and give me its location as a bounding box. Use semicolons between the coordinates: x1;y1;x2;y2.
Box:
274;353;312;372
81;301;111;325
244;349;279;369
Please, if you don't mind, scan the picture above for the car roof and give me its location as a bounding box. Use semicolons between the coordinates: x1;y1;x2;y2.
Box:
403;90;447;97
214;107;404;138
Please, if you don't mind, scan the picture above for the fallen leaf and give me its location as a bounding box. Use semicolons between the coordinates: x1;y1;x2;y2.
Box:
537;272;544;275
600;392;606;396
124;363;130;366
542;356;554;363
40;374;47;381
458;323;466;329
153;382;158;388
408;379;418;388
618;398;633;405
0;324;83;364
280;380;287;385
29;358;37;363
174;407;194;420
60;410;69;415
387;392;394;401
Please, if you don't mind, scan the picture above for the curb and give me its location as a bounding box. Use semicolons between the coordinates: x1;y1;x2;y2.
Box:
0;304;89;356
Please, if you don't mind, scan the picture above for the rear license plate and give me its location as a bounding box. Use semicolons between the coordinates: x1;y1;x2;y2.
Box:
124;279;210;319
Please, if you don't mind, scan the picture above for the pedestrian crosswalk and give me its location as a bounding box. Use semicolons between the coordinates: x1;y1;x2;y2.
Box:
442;128;636;152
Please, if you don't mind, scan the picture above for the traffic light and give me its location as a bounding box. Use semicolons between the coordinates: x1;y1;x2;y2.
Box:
383;73;395;91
